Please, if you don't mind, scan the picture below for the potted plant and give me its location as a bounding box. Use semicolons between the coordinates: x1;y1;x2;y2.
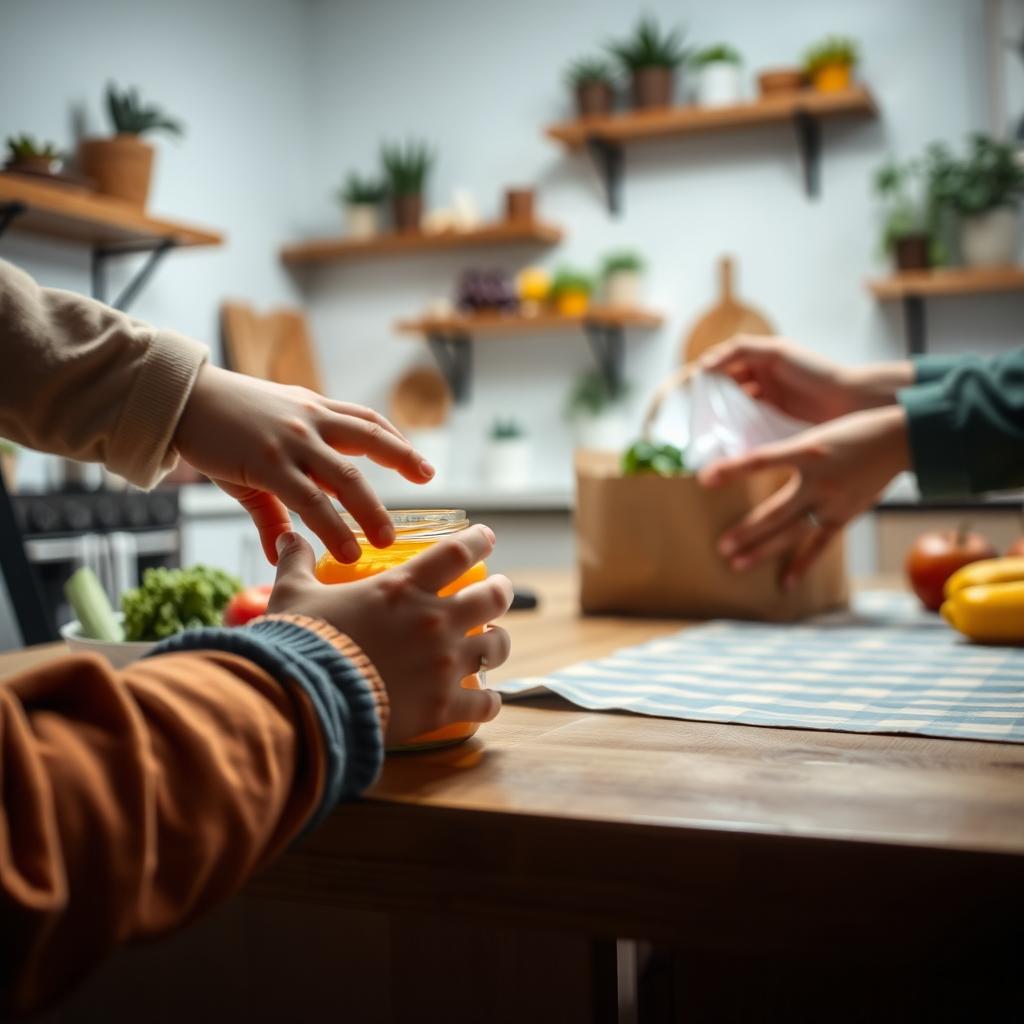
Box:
483;419;530;491
607;17;689;110
566;371;630;451
601;250;645;306
381;139;433;234
691;45;743;107
550;267;595;317
338;173;386;239
566;56;616;118
0;440;16;493
873;158;931;271
4;134;63;176
928;135;1024;267
78;83;183;207
803;36;859;93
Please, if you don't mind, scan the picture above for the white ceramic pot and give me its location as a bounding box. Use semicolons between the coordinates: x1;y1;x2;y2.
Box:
483;437;531;491
572;408;630;451
960;207;1020;267
346;202;380;239
605;270;643;308
61;615;156;669
695;62;743;107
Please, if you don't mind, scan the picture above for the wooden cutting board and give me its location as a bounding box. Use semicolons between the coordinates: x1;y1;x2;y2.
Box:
681;256;775;364
221;302;323;393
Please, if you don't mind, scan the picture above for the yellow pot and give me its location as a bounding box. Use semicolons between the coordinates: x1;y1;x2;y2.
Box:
556;291;590;317
811;63;852;93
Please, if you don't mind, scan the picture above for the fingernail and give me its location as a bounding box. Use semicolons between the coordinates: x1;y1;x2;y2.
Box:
377;523;395;546
482;525;496;544
419;458;436;478
275;531;295;556
341;539;362;563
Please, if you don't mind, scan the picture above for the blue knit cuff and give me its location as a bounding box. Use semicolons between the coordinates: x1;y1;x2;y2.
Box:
148;622;384;833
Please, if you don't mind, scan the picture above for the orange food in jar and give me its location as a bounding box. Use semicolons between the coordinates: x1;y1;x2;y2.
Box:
314;509;488;751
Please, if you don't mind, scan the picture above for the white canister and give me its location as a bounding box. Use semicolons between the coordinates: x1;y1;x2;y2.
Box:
695;61;743;107
483;437;531;491
346;202;380;239
605;269;643;308
960;207;1020;267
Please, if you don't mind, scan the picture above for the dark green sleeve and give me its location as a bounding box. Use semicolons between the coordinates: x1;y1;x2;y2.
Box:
912;354;970;384
899;349;1024;498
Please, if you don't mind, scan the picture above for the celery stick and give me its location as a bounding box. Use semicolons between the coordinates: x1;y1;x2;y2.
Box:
64;567;124;642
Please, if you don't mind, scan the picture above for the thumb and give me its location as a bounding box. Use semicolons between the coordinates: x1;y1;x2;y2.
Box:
274;531;317;585
697;442;799;489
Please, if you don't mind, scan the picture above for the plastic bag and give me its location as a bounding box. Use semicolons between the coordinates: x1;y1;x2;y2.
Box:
651;370;811;472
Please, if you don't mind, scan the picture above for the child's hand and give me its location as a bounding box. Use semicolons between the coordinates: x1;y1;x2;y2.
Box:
267;525;512;746
174;365;435;565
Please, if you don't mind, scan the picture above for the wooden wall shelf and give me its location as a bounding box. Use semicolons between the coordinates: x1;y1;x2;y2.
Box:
545;85;878;214
868;266;1024;355
281;220;563;266
397;306;664;402
0;172;223;311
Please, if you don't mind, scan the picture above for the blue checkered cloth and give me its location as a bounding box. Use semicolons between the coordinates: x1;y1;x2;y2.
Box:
495;592;1024;743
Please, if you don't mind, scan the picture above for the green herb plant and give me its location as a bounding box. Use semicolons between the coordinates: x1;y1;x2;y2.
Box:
550;267;595;297
566;56;617;87
490;419;525;441
338;172;387;205
873;157;930;256
691;44;742;68
803;36;859;75
106;82;184;137
566;370;626;418
601;250;645;276
381;140;433;196
121;565;241;641
5;134;61;162
621;439;687;477
608;17;689;71
926;135;1024;216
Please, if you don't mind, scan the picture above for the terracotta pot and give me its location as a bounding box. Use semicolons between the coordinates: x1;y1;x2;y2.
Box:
576;80;614;118
504;188;535;223
630;67;675;109
7;155;62;175
757;68;806;97
392;193;424;234
892;235;930;271
78;134;154;207
811;63;853;93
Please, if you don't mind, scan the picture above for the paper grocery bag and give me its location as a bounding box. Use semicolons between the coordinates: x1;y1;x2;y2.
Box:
575;451;848;621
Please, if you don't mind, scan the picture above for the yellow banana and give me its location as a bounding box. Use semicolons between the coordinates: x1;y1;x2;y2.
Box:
941;580;1024;643
943;557;1024;599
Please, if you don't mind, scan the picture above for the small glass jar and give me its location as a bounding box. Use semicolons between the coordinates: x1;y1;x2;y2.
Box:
315;509;487;751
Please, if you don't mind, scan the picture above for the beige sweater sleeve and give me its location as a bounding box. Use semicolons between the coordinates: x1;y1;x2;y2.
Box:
0;258;208;488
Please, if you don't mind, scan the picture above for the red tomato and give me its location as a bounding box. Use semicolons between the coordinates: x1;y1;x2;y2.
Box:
905;528;996;611
224;584;273;626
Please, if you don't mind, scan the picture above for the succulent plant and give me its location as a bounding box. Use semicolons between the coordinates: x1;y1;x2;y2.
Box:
692;44;742;68
566;56;617;87
5;134;61;162
608;17;689;72
381;139;433;197
106;82;184;138
803;36;859;75
338;172;387;205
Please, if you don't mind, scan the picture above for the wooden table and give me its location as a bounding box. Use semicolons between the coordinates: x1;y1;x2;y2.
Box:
21;572;1024;1023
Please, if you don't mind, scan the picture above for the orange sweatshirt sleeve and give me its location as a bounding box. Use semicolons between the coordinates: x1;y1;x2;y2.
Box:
0;617;387;1016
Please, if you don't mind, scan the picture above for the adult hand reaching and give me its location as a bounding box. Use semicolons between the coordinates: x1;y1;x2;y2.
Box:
174;365;434;565
699;405;911;587
700;335;914;425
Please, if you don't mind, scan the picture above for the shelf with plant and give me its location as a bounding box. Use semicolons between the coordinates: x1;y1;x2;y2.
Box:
4;135;63;178
608;16;689;110
803;36;860;93
691;45;744;108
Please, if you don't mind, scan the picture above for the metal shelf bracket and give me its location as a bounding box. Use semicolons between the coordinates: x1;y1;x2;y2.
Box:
427;333;473;403
0;201;27;240
586;137;625;217
583;322;626;397
91;237;177;313
902;295;927;356
793;112;822;199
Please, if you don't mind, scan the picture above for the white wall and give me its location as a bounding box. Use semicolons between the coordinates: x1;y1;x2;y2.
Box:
0;0;315;487
299;0;1018;499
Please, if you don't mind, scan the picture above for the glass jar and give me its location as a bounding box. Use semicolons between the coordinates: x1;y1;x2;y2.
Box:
314;509;487;751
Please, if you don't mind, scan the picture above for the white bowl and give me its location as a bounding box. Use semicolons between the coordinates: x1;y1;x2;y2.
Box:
60;615;156;669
